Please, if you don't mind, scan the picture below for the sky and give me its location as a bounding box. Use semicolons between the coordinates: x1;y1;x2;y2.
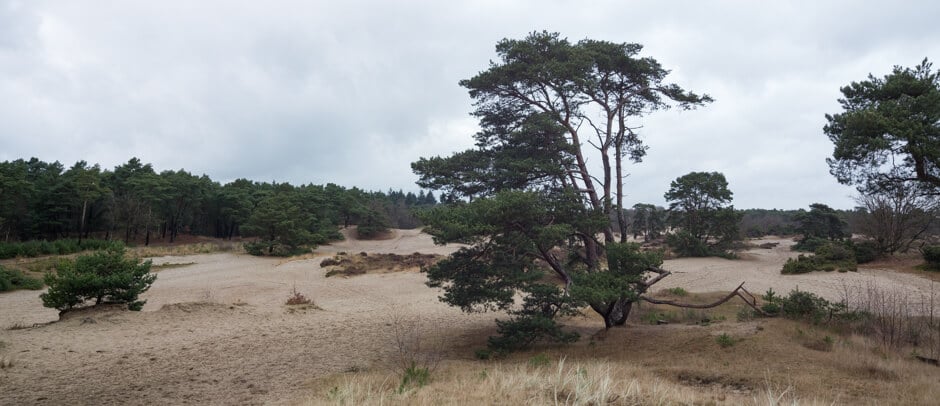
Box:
1;1;938;210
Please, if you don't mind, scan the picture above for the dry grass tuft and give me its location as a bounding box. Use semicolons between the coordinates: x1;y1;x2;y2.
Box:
286;287;313;306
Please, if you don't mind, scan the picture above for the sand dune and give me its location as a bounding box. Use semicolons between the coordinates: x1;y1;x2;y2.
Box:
0;231;935;405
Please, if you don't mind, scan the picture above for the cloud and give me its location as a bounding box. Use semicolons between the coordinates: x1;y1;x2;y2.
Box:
1;1;938;209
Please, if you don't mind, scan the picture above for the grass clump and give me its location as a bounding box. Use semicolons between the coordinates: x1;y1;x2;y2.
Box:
664;286;688;296
397;362;431;393
715;333;737;348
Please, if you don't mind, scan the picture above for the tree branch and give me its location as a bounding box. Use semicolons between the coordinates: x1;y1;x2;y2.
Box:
640;282;769;316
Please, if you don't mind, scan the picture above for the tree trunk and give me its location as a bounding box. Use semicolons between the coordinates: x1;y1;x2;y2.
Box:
79;199;88;243
144;207;152;246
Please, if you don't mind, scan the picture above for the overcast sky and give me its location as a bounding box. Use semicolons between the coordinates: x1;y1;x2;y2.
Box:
1;1;938;210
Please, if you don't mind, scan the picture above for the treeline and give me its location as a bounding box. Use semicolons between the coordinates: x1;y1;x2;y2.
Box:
0;157;437;245
617;206;926;242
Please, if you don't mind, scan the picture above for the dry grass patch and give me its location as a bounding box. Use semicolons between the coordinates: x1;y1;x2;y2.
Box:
131;240;242;257
150;262;195;271
306;290;940;405
320;252;441;278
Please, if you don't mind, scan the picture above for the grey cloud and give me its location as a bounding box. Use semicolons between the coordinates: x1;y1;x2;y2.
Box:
1;1;938;209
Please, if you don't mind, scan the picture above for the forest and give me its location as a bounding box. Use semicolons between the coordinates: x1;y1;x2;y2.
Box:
0;157;437;255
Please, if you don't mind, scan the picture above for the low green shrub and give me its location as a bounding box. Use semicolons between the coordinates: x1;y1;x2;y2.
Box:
0;239;121;259
487;315;579;354
0;266;44;292
243;241;308;257
664;287;688;296
397;362;431;393
792;236;828;252
40;245;156;314
851;240;879;264
781;241;858;274
716;333;736;348
666;231;735;258
528;353;551;367
922;246;940;271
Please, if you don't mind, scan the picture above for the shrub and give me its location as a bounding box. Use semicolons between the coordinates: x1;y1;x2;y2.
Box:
397;362;431;393
852;240;879;264
664;287;688;296
922;246;940;271
666;231;711;257
528;353;551;367
285;286;312;305
0;239;119;259
716;333;736;348
243;241;307;257
0;266;44;292
792;236;828;252
781;241;858;274
40;246;156;314
778;289;846;324
487;315;579;354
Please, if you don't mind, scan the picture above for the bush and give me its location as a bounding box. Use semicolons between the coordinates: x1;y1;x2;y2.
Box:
792;236;828;252
781;241;858;274
243;241;308;257
851;240;879;264
716;333;736;348
0;266;44;292
666;231;711;257
0;239;119;259
922;246;940;271
397;362;431;393
777;289;846;324
666;231;735;258
487;315;579;354
40;246;156;314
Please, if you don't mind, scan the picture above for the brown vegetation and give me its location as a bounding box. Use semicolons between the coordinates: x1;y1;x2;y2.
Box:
308;291;940;405
320;252;441;278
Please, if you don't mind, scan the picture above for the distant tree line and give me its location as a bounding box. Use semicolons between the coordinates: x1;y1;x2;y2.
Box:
0;157;437;246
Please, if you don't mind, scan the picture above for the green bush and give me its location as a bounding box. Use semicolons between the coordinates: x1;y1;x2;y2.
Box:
397;362;431;393
0;266;44;292
781;255;817;274
781;241;858;274
40;246;156;314
666;231;735;258
666;231;711;257
716;333;736;348
851;240;879;264
792;236;826;252
243;241;308;257
487;315;579;354
922;246;940;271
776;289;846;324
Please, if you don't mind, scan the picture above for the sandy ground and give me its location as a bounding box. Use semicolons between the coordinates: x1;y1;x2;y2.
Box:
0;231;936;405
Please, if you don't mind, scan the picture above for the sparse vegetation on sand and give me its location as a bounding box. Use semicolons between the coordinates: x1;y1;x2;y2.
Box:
308;288;940;405
321;252;441;277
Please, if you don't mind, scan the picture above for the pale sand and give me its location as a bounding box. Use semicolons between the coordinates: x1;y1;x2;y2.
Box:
0;231;935;405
